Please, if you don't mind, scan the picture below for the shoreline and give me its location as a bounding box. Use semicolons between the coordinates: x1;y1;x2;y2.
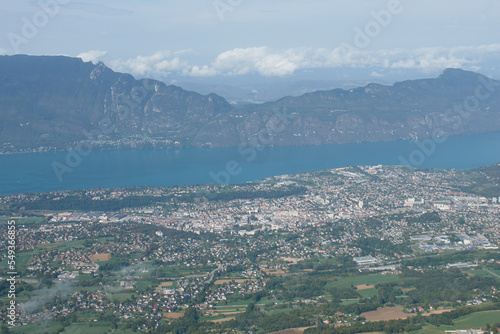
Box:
3;129;500;156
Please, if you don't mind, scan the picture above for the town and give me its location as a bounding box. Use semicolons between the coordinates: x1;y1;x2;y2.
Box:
0;164;499;333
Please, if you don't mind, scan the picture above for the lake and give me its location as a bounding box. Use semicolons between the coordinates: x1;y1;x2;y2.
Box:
1;131;500;195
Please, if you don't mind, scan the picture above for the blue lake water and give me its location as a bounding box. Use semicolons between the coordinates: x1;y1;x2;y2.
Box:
1;131;500;195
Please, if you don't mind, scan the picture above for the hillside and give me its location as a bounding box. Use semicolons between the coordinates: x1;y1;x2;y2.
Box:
1;55;500;152
229;68;500;147
0;55;232;152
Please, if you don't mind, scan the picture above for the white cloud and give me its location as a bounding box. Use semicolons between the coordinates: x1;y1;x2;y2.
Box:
156;58;182;71
77;50;107;64
370;71;384;78
184;65;217;77
209;47;301;76
212;47;268;75
103;44;500;78
110;51;187;77
205;44;500;76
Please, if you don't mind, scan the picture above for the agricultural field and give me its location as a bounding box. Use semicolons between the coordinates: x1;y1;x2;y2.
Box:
326;273;401;290
412;310;500;334
361;306;411;321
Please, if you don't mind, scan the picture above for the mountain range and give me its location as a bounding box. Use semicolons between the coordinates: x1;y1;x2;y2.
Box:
1;55;499;153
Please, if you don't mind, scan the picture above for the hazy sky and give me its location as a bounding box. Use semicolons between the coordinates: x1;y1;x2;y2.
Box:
1;0;500;80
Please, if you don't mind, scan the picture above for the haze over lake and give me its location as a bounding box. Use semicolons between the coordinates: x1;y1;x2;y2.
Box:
1;131;500;195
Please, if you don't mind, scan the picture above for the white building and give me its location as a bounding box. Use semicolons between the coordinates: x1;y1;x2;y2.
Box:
354;255;380;266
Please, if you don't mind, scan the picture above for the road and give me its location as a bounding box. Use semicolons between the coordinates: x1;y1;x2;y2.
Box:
484;269;500;279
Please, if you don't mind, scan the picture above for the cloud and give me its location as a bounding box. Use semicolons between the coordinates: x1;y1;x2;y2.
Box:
208;47;301;76
370;71;384;78
103;44;500;78
379;45;500;72
184;65;217;77
77;50;107;64
110;51;187;77
204;44;500;76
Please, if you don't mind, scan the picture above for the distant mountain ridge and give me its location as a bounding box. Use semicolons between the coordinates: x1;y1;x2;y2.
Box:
1;55;499;153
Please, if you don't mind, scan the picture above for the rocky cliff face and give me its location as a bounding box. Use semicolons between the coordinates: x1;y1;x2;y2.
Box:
0;55;231;152
0;55;499;153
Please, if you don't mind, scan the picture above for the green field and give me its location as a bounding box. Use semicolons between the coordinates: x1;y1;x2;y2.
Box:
316;257;340;266
12;320;140;334
0;251;33;272
216;298;252;307
341;298;361;305
0;216;47;226
35;239;86;252
483;268;500;279
110;292;136;302
11;321;63;333
412;310;500;334
465;268;500;279
214;305;247;311
326;273;401;289
358;288;378;298
35;236;113;252
60;322;118;334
